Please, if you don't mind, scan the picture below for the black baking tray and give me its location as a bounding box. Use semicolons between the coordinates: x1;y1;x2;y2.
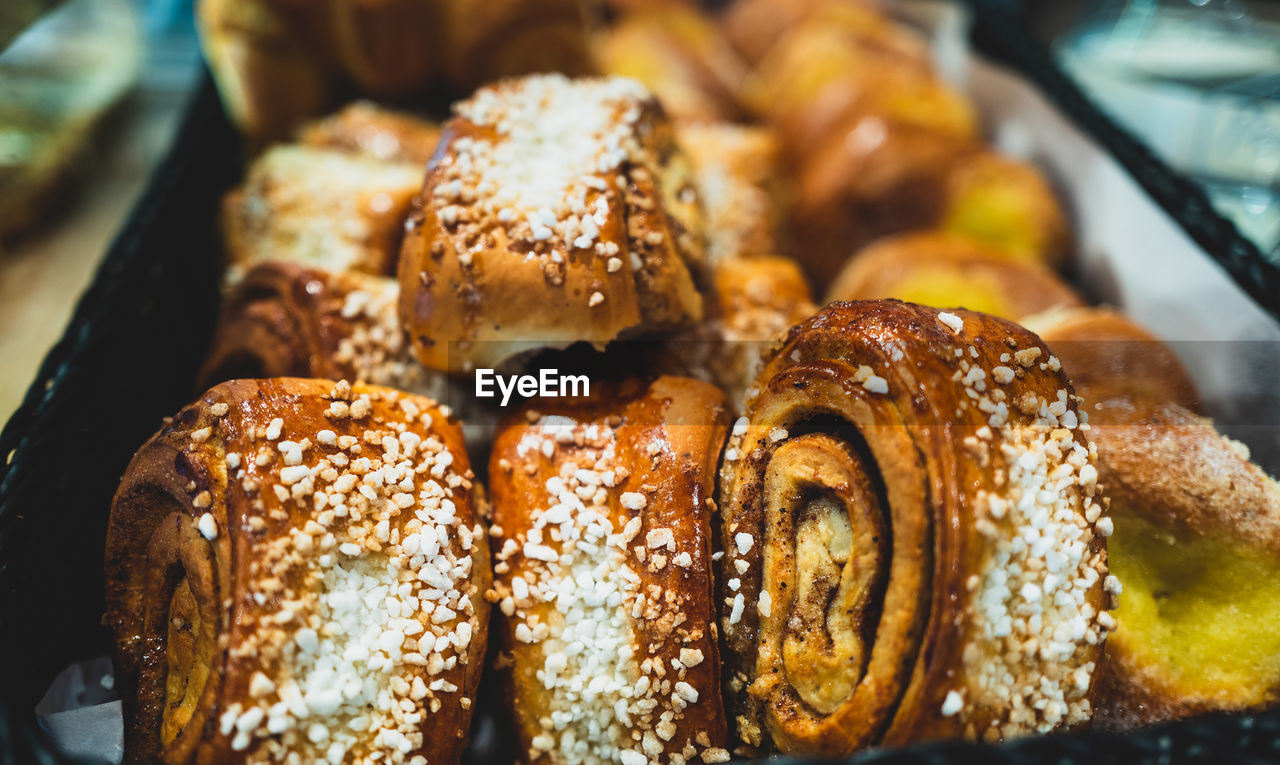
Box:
3;3;1280;763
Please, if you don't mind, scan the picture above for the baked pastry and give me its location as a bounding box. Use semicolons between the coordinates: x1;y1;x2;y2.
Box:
592;6;749;124
196;0;593;141
222;144;422;279
742;23;973;156
679;123;780;264
827;232;1083;322
941;152;1072;270
690;256;816;411
1023;306;1200;415
789;121;972;284
398;74;706;374
196;0;335;142
718;300;1112;755
200;261;443;400
438;0;595;93
722;0;924;67
299;101;443;165
327;0;438;98
104;378;489;763
792;145;1069;285
1025;309;1275;726
488;376;731;764
1082;396;1280;729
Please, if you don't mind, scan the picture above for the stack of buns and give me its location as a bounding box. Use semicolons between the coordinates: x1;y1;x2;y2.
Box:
101;1;1280;763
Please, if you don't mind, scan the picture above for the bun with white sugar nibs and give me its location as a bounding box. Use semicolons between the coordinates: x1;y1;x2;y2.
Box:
397;74;707;374
487;376;731;764
221;144;423;281
105;378;490;765
200;262;446;401
717;300;1111;756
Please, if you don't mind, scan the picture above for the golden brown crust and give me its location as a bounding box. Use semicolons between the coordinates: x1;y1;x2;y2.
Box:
722;0;920;66
718;300;1111;755
438;0;596;92
744;23;971;155
397;75;706;374
646;256;815;414
200;262;443;399
105;378;489;764
488;376;731;764
792;142;1069;286
326;0;439;97
593;6;749;124
1024;306;1201;415
826;232;1082;322
196;0;336;143
298;101;443;165
1089;399;1280;550
197;0;593;140
221;145;421;279
1085;396;1280;729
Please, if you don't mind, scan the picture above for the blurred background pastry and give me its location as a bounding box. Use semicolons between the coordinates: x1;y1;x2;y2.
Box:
678;122;780;264
298;101;442;165
195;0;595;142
592;4;749;124
827;231;1082;321
1026;306;1201;414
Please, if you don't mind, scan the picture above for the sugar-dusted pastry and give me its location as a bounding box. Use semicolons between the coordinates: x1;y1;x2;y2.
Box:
679;123;780;264
718;300;1112;755
299;101;443;166
105;378;489;763
593;6;749;123
200;261;443;400
222;145;422;278
488;376;731;764
1084;396;1280;729
1025;308;1279;727
1024;306;1200;415
827;231;1082;322
398;74;706;374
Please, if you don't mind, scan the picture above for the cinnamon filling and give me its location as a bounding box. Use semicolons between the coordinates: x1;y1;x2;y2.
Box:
140;507;220;754
162;576;212;746
756;428;891;724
